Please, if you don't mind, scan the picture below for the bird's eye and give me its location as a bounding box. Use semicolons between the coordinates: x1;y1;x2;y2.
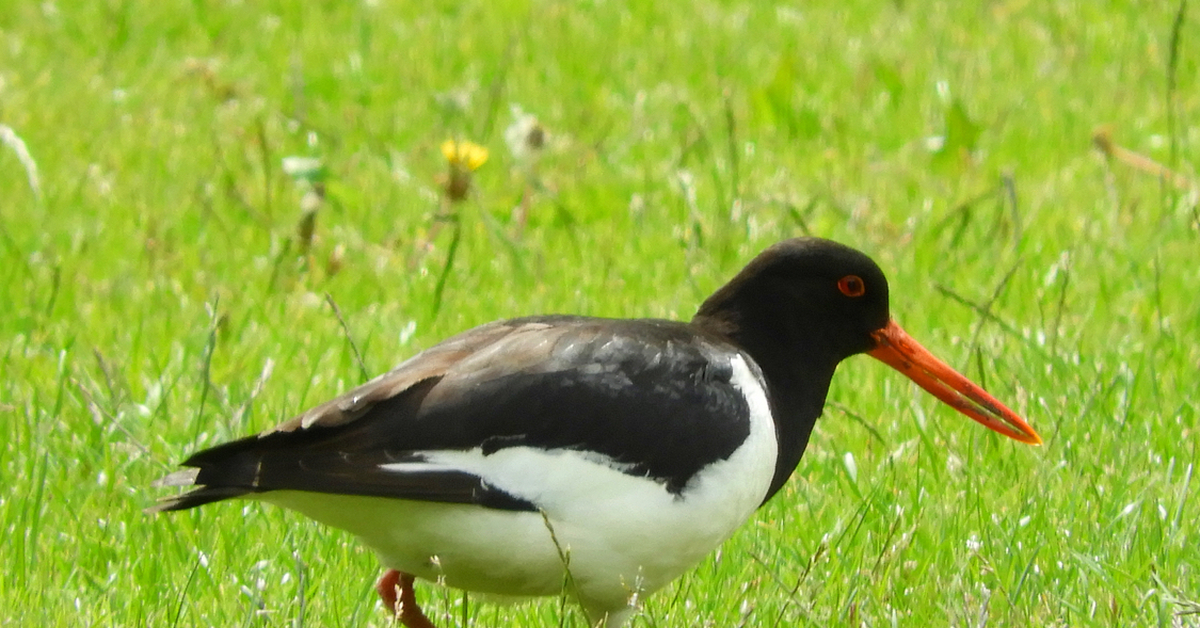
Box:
837;275;866;297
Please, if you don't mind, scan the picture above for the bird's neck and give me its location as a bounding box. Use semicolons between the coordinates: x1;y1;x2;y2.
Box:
692;306;842;504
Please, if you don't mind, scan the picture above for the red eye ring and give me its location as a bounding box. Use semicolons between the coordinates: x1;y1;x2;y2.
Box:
838;275;866;297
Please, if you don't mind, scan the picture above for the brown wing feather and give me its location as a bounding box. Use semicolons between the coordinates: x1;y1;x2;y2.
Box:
151;316;748;512
267;319;564;433
151;318;598;511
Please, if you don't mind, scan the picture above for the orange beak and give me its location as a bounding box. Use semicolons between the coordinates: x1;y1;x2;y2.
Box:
868;319;1042;445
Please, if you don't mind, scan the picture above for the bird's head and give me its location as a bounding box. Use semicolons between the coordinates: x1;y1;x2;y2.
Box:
696;237;1041;445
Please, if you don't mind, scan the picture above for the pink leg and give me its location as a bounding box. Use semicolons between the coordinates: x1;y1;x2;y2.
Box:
376;569;436;628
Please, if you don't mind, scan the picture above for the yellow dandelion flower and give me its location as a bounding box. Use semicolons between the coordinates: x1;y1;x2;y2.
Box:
441;139;488;202
441;139;489;171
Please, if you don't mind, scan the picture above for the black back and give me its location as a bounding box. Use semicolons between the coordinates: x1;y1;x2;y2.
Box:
154;318;756;511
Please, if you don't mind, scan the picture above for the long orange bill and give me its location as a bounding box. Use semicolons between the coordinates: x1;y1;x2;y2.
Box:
868;319;1042;445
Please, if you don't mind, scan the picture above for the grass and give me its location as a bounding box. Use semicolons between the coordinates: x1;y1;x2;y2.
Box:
2;0;1198;626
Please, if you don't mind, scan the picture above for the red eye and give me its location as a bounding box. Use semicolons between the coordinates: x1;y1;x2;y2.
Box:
838;275;865;297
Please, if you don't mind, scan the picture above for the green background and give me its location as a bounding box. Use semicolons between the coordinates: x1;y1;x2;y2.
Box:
2;1;1197;626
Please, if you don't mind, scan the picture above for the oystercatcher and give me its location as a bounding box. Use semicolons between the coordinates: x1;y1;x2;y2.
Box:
151;237;1040;627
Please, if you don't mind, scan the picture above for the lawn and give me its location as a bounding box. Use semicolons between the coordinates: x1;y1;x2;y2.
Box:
2;1;1198;626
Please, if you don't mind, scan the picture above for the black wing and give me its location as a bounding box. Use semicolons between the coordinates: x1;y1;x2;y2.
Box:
151;316;754;512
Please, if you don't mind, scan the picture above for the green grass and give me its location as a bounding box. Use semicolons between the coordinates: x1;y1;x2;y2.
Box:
2;0;1198;625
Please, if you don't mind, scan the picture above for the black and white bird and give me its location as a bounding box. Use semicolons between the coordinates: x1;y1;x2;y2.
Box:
151;237;1041;627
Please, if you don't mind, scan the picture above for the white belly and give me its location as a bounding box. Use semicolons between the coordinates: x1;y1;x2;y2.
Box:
262;354;778;618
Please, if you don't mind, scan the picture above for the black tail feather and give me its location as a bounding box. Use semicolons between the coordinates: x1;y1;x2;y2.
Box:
147;486;254;513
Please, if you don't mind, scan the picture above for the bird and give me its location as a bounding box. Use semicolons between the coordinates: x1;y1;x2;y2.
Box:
150;237;1041;627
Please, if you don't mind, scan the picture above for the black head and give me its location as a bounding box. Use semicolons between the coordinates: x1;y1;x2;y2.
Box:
694;237;891;363
693;237;1041;505
692;237;896;502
